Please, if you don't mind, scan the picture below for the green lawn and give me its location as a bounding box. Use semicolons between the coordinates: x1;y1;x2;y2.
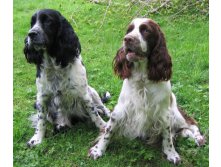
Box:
13;0;209;166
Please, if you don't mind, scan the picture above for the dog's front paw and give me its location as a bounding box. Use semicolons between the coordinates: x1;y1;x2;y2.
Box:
27;135;42;147
88;145;103;160
164;149;181;165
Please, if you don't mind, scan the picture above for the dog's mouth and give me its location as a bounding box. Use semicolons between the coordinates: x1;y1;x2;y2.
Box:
28;39;46;51
33;43;46;50
26;34;47;50
125;48;145;62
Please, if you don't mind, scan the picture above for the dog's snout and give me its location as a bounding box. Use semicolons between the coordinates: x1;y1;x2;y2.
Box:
28;31;38;39
124;36;134;43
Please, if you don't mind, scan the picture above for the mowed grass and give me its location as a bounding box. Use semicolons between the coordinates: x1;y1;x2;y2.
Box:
13;0;209;166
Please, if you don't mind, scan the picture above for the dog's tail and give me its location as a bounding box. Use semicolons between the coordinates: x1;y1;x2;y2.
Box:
100;91;111;103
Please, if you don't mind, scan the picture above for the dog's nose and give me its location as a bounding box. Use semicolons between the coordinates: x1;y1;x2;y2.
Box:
124;36;134;43
28;31;38;39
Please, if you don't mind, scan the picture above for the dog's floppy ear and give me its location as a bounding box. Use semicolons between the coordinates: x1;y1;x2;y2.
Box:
23;37;43;65
52;15;81;67
113;47;133;79
147;21;172;82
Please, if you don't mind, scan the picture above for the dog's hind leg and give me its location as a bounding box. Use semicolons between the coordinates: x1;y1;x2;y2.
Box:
170;93;205;146
88;86;111;117
82;93;107;129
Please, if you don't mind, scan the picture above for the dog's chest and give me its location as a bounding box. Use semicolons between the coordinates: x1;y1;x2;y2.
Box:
127;83;154;119
40;60;86;93
42;68;76;94
37;61;88;113
118;79;169;139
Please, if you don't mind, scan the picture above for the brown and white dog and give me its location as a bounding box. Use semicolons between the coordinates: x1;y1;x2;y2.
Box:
88;18;205;164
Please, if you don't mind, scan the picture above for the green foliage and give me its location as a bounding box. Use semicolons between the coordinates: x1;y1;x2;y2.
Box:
168;0;209;16
129;0;209;19
14;0;208;166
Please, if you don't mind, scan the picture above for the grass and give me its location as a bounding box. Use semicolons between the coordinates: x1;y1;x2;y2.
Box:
13;0;209;166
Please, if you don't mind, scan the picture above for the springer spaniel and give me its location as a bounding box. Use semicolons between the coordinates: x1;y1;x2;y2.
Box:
23;9;110;147
89;18;205;164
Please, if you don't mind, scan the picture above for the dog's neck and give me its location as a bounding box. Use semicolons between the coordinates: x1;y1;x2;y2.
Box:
130;60;149;82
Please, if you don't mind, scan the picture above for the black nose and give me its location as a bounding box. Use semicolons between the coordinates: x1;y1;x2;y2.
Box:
28;31;38;39
124;36;134;43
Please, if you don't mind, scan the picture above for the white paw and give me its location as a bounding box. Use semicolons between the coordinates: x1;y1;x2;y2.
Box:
195;135;205;146
27;135;42;147
164;149;181;165
88;145;103;160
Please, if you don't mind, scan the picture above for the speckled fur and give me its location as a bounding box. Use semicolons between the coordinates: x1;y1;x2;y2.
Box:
89;18;205;165
24;9;110;147
27;54;110;147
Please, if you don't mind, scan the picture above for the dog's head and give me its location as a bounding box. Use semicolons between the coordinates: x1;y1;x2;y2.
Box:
24;9;81;67
114;18;172;81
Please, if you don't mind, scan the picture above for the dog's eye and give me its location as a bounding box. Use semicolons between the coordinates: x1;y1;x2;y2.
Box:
126;24;134;34
46;19;53;26
40;15;53;26
140;26;150;35
142;29;149;33
43;18;54;27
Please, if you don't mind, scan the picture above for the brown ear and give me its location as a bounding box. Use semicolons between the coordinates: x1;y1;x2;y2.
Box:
148;23;172;82
113;47;133;79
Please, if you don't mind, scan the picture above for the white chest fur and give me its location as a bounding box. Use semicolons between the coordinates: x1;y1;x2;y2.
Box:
115;66;171;140
36;55;88;117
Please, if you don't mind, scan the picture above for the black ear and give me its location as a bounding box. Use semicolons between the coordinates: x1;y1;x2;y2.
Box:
49;16;81;67
23;37;43;65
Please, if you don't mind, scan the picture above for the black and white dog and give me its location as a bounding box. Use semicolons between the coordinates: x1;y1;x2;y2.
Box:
24;9;110;147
